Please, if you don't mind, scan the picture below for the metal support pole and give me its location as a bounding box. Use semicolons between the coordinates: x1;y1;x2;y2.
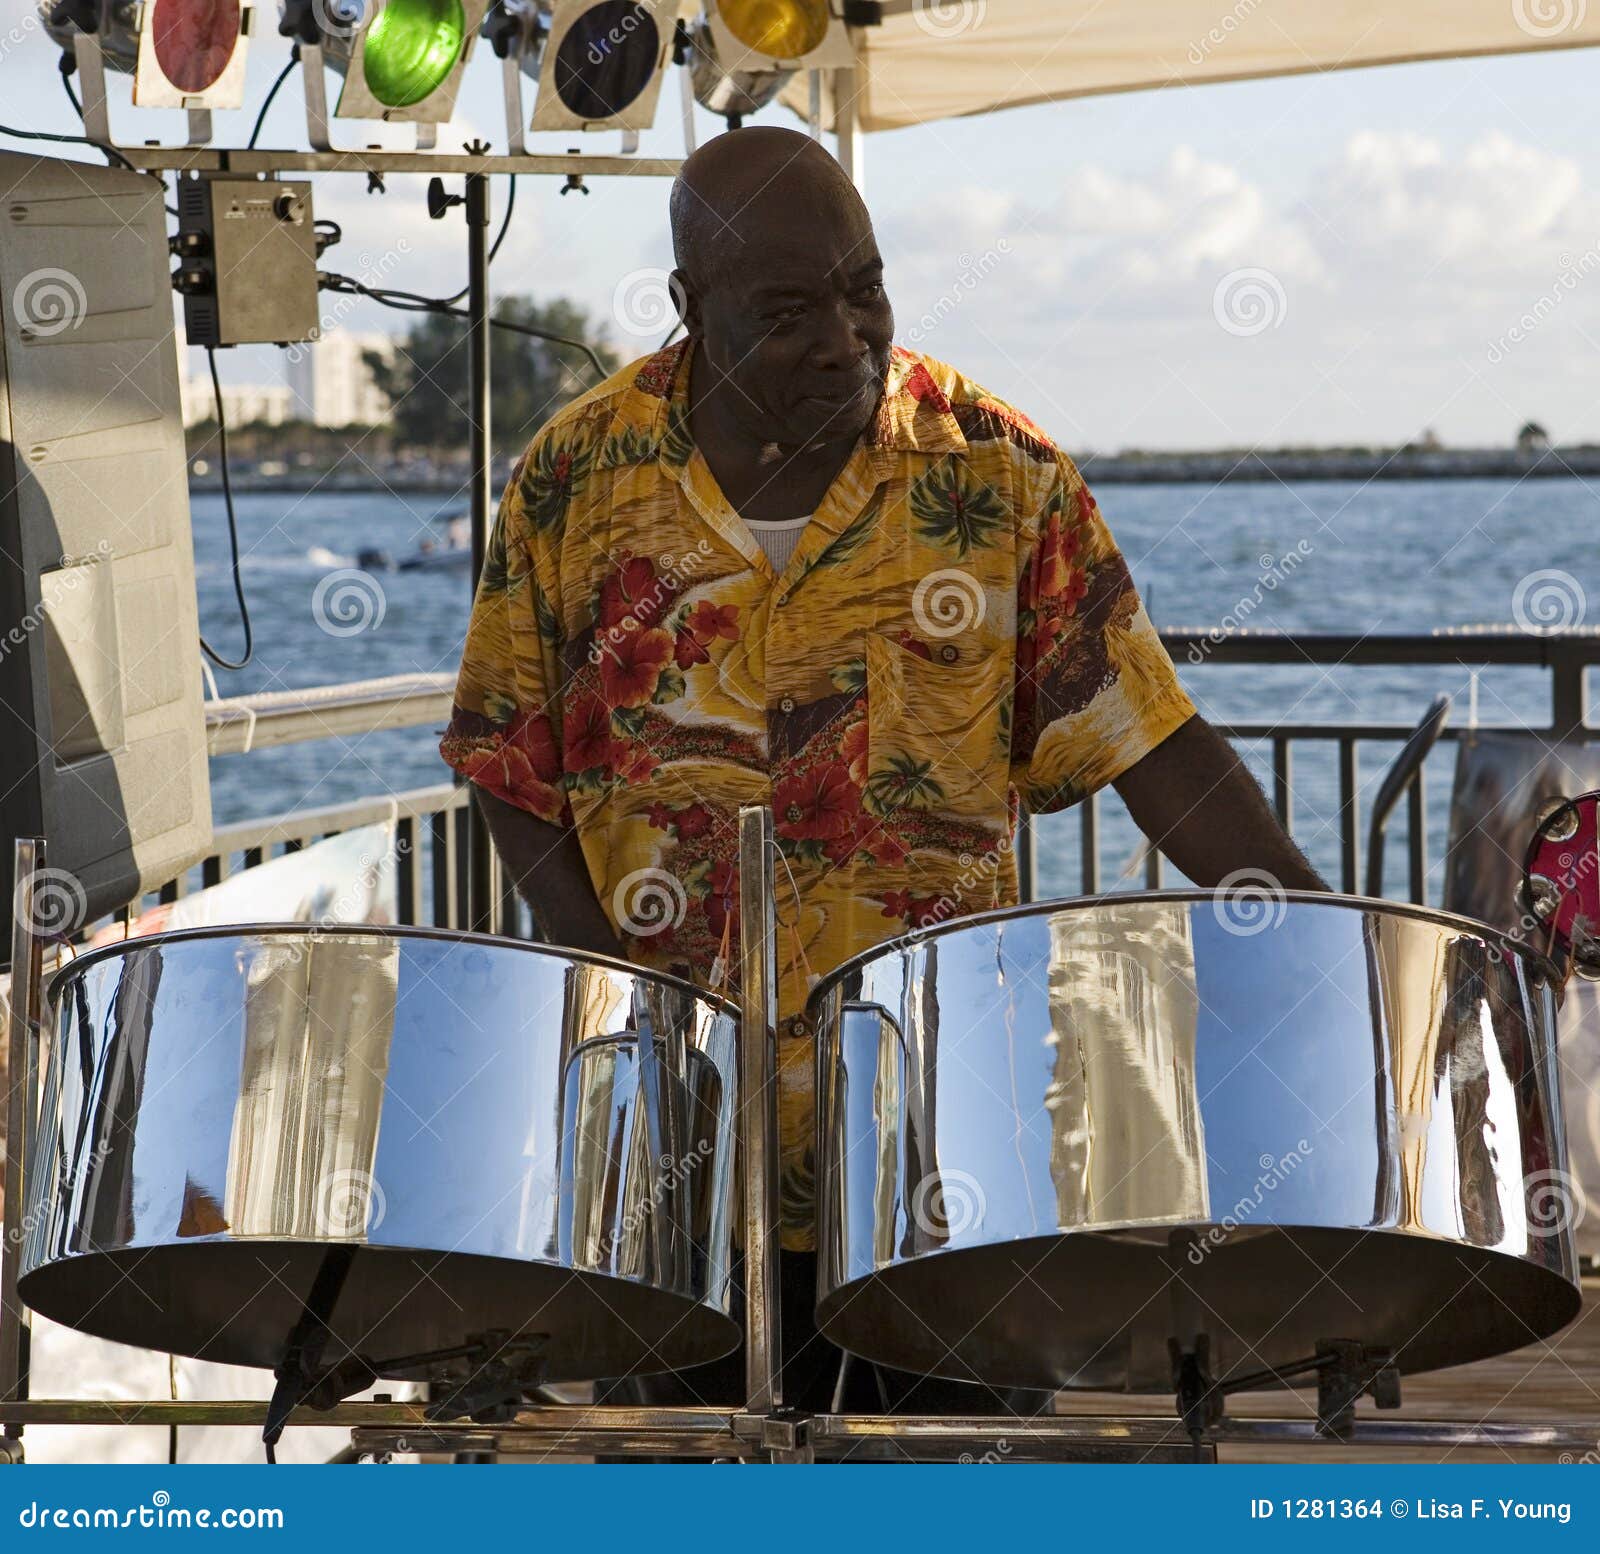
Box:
465;162;497;935
832;67;864;189
737;806;780;1417
1;840;46;1431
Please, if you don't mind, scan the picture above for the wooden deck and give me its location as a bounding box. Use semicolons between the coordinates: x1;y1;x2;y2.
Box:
1057;1280;1600;1463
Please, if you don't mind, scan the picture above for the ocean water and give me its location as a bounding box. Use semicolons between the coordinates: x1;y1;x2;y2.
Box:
194;476;1596;903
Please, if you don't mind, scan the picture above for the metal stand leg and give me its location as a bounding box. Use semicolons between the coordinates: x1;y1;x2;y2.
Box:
462;153;498;934
2;839;48;1462
736;806;788;1455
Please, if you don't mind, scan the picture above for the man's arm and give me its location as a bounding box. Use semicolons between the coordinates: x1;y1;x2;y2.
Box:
1113;713;1328;891
474;788;625;957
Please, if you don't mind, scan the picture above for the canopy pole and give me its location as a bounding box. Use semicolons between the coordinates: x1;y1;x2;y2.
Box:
833;67;864;190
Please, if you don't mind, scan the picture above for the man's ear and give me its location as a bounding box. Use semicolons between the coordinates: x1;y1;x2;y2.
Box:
671;268;702;338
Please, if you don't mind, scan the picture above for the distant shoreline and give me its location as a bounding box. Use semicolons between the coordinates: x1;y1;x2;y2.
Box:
187;445;1600;495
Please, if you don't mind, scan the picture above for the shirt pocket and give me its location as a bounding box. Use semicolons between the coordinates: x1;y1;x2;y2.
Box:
863;632;1011;826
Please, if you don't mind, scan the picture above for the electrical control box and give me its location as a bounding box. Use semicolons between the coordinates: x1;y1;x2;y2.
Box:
175;176;320;348
0;151;213;952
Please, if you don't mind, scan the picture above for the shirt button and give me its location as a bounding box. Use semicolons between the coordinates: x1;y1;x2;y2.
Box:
788;1015;808;1038
939;644;960;664
778;695;796;714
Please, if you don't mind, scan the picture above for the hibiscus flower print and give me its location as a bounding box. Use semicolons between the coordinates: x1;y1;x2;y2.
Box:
600;626;673;708
774;764;860;842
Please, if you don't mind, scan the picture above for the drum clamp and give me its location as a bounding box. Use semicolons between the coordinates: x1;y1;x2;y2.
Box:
733;1409;813;1455
1168;1335;1401;1446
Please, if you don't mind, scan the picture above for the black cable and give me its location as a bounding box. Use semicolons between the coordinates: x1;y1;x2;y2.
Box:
197;347;255;671
320;271;608;376
248;49;300;150
440;175;516;306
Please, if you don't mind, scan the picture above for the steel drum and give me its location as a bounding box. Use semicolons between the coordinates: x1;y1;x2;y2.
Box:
20;925;740;1380
809;892;1581;1392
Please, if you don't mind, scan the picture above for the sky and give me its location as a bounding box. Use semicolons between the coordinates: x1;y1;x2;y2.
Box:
3;2;1600;452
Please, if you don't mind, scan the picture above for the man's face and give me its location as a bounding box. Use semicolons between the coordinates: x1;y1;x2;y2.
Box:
680;185;895;451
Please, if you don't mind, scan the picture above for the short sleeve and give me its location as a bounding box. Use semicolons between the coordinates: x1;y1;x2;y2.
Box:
1010;455;1195;813
439;454;572;825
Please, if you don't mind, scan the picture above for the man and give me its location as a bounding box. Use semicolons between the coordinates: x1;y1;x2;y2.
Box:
441;126;1324;1409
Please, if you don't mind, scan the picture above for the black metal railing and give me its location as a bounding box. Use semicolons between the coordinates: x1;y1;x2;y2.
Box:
153;629;1597;931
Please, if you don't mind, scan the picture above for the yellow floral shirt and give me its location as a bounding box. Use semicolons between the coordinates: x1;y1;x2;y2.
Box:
441;341;1196;1248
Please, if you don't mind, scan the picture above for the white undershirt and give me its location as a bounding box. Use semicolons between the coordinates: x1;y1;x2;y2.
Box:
745;514;812;572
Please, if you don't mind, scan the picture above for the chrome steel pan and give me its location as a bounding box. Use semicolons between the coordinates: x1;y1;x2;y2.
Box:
20;926;740;1379
809;892;1580;1392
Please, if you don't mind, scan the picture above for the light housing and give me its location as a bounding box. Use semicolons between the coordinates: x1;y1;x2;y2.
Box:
706;0;853;73
295;0;491;123
38;0;255;110
530;0;676;133
685;15;790;120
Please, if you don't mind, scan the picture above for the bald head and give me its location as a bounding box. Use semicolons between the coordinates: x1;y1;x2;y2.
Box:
668;126;894;454
671;126;872;287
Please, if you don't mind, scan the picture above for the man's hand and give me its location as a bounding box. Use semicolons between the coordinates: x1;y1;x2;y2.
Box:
473;788;626;958
1113;714;1328;892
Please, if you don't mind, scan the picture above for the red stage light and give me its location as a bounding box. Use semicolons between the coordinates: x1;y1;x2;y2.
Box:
150;0;242;96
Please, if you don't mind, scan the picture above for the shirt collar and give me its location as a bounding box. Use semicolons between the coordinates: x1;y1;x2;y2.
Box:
605;340;968;463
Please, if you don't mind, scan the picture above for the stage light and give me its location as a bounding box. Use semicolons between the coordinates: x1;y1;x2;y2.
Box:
280;0;488;124
530;0;676;133
685;17;790;122
38;0;255;110
705;0;853;71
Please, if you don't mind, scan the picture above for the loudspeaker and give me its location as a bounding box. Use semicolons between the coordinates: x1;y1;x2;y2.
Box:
0;151;212;955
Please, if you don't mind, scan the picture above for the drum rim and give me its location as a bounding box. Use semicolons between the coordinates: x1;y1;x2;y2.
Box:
805;887;1559;1009
46;920;738;1015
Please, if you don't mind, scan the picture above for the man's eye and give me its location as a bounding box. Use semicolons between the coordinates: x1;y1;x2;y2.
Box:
767;305;807;324
853;283;885;304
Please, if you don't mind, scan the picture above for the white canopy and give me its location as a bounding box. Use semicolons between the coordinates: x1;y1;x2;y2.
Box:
787;0;1600;133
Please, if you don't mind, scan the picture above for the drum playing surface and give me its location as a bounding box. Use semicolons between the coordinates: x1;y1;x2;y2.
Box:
21;926;741;1381
808;893;1581;1392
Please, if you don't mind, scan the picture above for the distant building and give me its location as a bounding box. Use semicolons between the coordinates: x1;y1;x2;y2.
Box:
1517;420;1551;452
286;332;397;427
179;375;292;428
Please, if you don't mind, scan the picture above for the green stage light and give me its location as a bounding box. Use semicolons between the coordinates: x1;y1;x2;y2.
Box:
281;0;489;125
362;0;467;108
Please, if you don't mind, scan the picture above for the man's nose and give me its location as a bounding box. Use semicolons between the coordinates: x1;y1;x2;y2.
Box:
808;299;870;371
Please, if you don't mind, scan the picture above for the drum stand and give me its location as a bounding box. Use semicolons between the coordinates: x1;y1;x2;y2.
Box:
2;821;1596;1464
